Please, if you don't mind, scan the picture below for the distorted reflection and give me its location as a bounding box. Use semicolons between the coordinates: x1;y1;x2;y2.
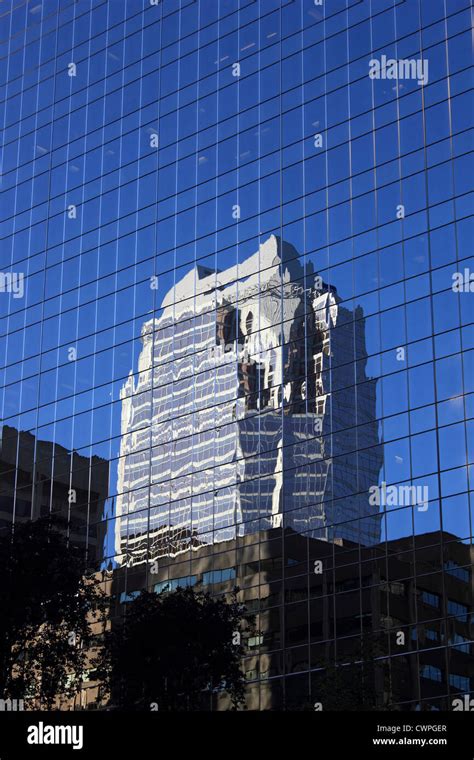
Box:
115;236;382;567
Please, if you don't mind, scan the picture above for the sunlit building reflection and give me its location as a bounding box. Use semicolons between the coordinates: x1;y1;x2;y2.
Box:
115;236;382;567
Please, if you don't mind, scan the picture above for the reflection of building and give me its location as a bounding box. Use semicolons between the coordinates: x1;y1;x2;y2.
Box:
115;236;382;566
0;425;108;569
113;528;473;711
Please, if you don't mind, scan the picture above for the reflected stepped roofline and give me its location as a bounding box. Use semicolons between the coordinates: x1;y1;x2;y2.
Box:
140;235;337;341
160;234;302;309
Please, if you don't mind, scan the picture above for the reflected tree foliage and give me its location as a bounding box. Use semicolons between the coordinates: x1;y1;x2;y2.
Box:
0;518;105;709
99;587;255;711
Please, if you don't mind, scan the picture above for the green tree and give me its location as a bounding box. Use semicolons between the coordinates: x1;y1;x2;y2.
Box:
0;517;105;709
100;586;255;711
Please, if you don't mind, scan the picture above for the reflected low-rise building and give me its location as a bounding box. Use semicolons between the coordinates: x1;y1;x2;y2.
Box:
112;526;473;711
0;424;108;570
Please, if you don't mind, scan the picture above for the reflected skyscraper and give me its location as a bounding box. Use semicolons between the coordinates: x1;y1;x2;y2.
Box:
115;235;382;566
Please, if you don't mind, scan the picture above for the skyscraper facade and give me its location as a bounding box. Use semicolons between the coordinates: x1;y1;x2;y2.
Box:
0;0;472;711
